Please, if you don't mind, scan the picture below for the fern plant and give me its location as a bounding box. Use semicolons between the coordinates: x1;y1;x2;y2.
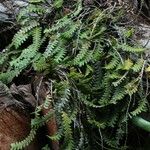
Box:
0;0;150;149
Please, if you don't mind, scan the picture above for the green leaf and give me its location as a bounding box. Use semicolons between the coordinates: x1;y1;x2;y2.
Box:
123;59;133;70
54;0;63;8
145;66;150;72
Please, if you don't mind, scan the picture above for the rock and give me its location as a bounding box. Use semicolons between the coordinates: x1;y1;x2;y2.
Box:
0;82;39;149
137;24;150;49
0;3;7;12
0;0;28;22
14;0;28;7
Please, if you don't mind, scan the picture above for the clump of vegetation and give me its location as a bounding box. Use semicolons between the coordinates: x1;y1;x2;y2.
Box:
0;0;150;149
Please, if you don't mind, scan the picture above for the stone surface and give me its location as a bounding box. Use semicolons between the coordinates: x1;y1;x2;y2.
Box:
0;0;28;22
137;24;150;49
0;82;39;149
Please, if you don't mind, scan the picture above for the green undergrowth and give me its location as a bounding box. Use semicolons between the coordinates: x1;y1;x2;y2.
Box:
0;0;150;149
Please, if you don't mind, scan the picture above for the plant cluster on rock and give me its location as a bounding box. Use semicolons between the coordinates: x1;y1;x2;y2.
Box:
0;0;150;149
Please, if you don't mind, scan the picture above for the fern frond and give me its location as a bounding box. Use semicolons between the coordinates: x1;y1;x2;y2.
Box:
0;53;8;65
131;99;147;116
99;74;112;105
103;136;119;148
80;94;101;108
33;56;49;71
44;94;52;109
31;110;54;128
17;3;46;23
62;23;79;39
29;0;45;3
10;45;37;70
132;58;144;72
74;41;91;66
11;129;37;150
107;114;119;128
110;87;126;104
105;56;120;70
62;112;74;150
116;125;125;143
53;0;63;8
72;0;82;17
48;130;62;141
0;71;17;84
113;72;128;87
55;81;71;111
123;58;133;70
125;80;139;96
54;46;67;63
48;133;62;141
42;144;50;150
118;44;145;53
88;119;106;129
44;17;72;33
43;40;59;58
12;22;39;48
32;27;42;49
